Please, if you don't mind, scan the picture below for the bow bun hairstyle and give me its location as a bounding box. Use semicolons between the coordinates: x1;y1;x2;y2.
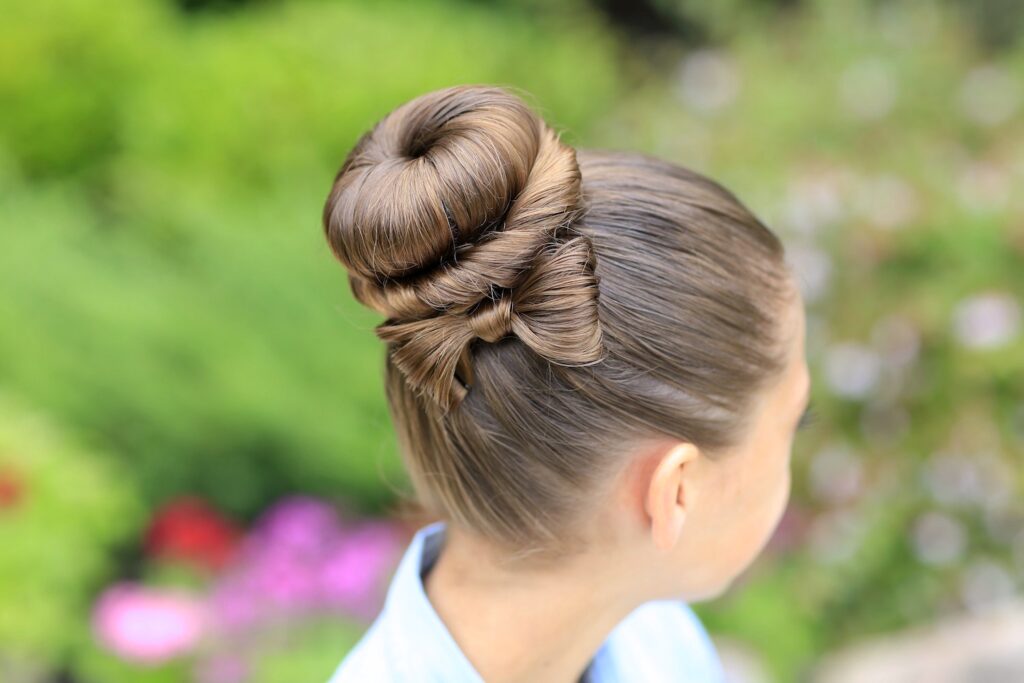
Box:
323;84;796;559
323;85;603;411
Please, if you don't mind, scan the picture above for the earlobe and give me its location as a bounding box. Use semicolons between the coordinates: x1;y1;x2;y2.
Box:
652;503;685;553
646;442;698;553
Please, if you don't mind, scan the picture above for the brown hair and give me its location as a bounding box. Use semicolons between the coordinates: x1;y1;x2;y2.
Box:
323;84;795;561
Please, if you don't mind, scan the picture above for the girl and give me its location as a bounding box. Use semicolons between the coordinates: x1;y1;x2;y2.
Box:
323;84;811;682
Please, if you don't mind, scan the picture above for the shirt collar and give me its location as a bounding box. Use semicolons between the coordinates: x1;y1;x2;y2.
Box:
382;520;486;681
382;520;614;683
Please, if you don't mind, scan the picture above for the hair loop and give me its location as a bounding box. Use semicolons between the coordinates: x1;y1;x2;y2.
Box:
375;234;604;412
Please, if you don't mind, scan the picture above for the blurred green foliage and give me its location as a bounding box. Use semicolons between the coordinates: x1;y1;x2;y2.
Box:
0;393;142;672
0;0;625;518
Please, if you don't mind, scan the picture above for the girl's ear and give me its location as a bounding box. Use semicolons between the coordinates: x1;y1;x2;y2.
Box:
644;442;700;553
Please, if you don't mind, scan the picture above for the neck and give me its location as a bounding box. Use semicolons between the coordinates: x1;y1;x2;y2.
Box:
423;525;646;683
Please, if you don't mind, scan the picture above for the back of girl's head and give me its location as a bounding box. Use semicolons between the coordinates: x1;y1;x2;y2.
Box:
323;84;796;561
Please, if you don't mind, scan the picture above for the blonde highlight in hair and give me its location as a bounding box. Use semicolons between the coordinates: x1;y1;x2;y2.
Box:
323;84;794;560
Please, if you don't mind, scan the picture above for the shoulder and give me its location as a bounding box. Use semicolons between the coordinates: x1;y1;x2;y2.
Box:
609;599;725;682
325;615;394;683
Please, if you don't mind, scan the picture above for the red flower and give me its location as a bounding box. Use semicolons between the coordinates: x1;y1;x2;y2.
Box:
145;496;241;572
0;466;23;511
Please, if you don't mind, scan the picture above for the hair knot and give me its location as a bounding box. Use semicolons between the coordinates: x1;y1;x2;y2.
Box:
467;294;513;344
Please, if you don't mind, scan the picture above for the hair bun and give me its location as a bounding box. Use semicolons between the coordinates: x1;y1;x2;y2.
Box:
323;84;604;410
325;84;549;282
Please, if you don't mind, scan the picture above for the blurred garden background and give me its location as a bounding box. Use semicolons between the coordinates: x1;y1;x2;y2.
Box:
1;0;1022;680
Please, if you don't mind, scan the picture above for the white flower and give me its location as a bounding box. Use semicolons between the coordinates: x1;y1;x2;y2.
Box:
824;342;882;399
952;292;1021;350
911;511;967;566
675;49;741;114
809;443;864;505
960;559;1016;613
785;244;833;304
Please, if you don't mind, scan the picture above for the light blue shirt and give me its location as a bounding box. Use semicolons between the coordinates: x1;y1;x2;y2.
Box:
328;520;725;682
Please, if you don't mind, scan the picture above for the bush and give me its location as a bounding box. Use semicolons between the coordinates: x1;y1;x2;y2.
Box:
0;393;142;671
0;0;627;517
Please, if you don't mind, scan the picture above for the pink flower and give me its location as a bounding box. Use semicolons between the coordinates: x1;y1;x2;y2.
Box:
250;495;341;556
321;520;403;619
92;583;206;664
206;500;405;632
250;550;320;610
209;575;265;632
